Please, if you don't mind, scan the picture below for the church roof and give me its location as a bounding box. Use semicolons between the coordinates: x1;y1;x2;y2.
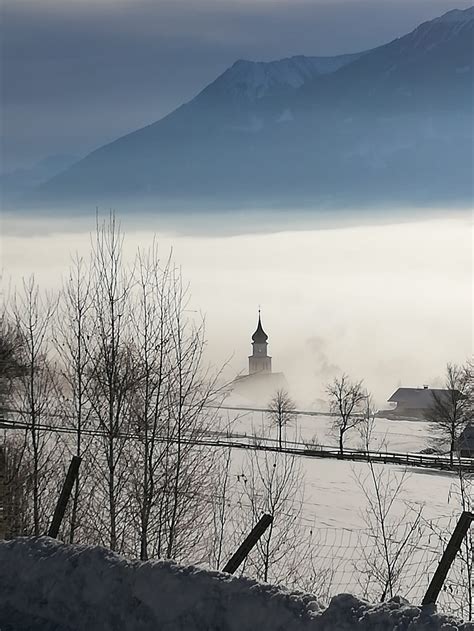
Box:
252;313;268;343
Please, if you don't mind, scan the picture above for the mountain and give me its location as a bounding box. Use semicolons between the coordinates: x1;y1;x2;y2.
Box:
1;154;79;201
206;53;366;102
35;7;473;210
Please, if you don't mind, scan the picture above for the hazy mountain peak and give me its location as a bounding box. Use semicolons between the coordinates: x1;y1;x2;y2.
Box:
433;6;474;23
33;6;473;209
209;52;365;101
397;5;474;53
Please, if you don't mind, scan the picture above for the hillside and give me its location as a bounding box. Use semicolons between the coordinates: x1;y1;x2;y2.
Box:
35;7;473;210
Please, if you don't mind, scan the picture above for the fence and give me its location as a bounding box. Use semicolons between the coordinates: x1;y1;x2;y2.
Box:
2;413;473;473
291;514;472;619
1;413;472;620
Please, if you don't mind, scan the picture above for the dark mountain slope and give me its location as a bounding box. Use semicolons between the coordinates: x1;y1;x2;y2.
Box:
35;8;473;210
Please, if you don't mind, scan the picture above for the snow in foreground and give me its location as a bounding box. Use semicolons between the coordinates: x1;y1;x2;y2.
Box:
0;537;472;631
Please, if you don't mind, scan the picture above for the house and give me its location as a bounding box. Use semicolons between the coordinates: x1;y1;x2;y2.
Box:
457;424;474;458
386;386;464;420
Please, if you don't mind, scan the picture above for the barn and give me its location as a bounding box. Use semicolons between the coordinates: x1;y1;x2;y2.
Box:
457;424;474;458
386;386;464;420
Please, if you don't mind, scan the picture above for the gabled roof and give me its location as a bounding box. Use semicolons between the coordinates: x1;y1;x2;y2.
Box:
387;387;463;409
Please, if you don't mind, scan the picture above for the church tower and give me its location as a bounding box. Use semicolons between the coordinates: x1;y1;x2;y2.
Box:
249;312;272;375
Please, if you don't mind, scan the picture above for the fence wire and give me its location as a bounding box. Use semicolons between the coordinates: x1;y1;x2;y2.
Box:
1;422;472;621
277;514;472;619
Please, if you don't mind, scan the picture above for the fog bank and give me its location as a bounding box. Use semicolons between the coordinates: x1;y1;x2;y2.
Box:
1;214;472;406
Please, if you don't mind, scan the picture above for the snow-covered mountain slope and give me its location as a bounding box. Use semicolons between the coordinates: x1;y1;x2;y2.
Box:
207;53;365;101
33;7;474;210
397;5;474;52
1;537;472;631
300;4;474;106
432;5;474;24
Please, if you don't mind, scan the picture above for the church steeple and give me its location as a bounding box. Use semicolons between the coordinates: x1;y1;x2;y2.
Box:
252;311;268;344
249;311;272;375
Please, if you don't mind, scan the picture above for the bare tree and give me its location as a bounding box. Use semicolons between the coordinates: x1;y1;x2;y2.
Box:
355;463;424;602
86;214;137;551
267;389;297;450
0;311;26;410
125;242;226;562
236;449;306;586
357;393;378;453
425;363;469;466
451;467;473;620
420;464;473;620
0;304;30;540
164;268;224;561
326;374;366;455
0;435;32;538
354;394;425;602
11;276;60;534
54;254;95;543
207;446;233;570
127;244;173;560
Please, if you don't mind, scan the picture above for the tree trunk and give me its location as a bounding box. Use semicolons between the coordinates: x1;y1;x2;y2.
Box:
108;439;117;551
69;476;80;543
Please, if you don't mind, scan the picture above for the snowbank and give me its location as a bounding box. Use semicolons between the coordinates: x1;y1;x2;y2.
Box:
0;537;472;631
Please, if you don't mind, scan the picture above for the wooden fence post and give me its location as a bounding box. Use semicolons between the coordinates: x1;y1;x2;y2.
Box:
47;456;81;539
422;511;474;607
222;514;273;575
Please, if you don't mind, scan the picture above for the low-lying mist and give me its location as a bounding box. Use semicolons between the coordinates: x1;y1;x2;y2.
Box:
1;210;472;407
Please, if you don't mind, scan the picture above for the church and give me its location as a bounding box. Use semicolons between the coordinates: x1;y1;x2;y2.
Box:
230;312;287;405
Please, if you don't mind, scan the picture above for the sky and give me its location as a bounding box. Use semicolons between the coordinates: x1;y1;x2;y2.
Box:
2;0;473;171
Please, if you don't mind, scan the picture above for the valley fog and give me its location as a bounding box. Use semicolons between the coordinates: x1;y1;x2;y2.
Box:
1;211;472;406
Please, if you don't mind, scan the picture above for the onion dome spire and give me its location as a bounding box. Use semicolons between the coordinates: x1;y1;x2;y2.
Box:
252;310;268;343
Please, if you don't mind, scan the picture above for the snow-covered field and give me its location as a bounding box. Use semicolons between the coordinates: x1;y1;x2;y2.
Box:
1;537;472;631
289;457;457;530
211;409;468;611
225;406;431;454
221;406;457;531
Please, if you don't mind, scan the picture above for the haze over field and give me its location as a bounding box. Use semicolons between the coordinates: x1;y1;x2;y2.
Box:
1;213;471;406
0;0;472;408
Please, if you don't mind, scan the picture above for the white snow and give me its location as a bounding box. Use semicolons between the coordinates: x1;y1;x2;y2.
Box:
229;448;460;530
221;402;433;454
433;7;474;24
408;7;474;51
218;53;363;100
0;537;471;631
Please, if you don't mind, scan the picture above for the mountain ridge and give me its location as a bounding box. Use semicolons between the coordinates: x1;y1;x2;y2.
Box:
33;6;474;210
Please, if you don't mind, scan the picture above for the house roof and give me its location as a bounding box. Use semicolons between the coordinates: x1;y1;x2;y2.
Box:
459;423;474;446
387;387;463;409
